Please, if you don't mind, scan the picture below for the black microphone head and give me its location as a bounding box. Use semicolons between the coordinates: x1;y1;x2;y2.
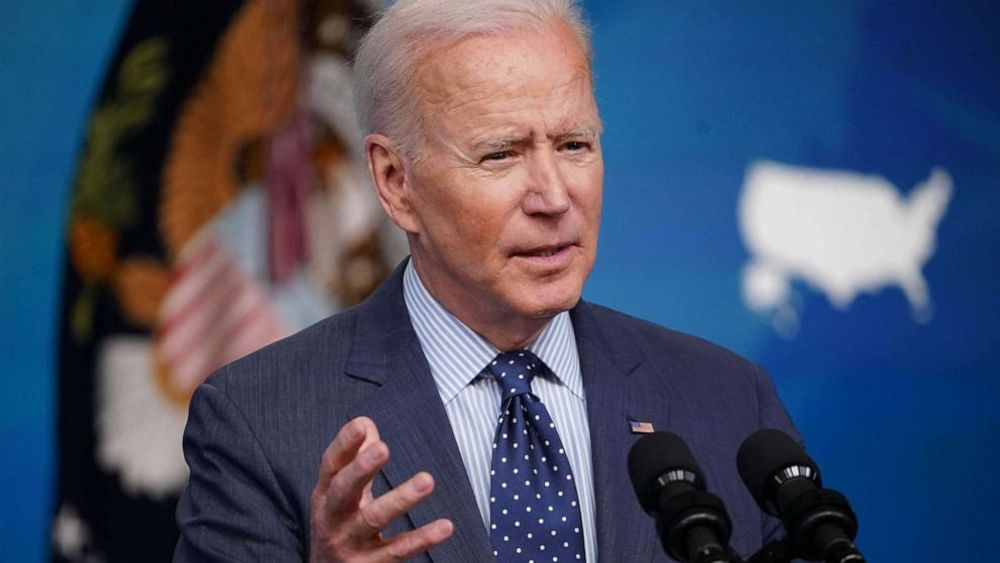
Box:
737;429;819;514
628;431;706;514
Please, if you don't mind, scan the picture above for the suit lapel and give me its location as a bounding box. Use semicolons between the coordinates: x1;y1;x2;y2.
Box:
572;301;660;562
344;265;492;562
340;268;665;561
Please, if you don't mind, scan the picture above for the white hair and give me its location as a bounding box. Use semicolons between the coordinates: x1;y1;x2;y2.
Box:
353;0;593;159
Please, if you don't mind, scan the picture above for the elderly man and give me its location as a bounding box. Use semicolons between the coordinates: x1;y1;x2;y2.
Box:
175;1;798;562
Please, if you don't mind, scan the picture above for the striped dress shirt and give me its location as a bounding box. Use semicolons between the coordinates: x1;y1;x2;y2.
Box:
403;262;598;562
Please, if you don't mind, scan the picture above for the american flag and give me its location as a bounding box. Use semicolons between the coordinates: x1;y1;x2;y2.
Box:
629;419;655;434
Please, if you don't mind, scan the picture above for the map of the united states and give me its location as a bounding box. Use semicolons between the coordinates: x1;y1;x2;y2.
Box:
738;160;953;337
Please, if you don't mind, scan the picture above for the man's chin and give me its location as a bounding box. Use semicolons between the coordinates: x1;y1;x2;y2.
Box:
512;283;584;320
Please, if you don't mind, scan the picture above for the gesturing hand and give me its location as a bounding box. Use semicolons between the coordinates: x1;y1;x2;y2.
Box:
309;417;454;562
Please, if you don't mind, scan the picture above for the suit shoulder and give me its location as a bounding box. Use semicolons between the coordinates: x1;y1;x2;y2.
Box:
579;301;759;378
206;305;360;394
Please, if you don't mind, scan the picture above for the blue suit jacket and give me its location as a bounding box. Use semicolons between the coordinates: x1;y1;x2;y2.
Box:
175;263;798;561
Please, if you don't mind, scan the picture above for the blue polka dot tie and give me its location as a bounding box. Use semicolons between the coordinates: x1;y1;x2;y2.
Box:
486;350;586;562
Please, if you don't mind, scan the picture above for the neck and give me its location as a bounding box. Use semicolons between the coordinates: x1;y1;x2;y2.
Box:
476;318;548;352
410;257;552;352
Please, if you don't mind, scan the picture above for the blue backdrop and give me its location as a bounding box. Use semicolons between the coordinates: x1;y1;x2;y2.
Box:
2;1;998;561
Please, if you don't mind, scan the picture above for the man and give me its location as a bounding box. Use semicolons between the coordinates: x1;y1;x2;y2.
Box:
175;1;798;561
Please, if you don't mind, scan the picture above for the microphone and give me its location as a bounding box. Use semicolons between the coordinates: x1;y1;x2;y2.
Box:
737;429;865;563
628;432;740;563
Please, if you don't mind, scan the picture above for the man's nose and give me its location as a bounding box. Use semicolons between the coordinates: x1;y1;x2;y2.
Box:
521;151;571;216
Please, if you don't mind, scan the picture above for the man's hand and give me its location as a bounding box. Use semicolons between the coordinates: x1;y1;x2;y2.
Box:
309;417;454;562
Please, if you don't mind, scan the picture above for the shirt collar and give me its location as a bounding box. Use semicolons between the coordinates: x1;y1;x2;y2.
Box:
402;260;583;404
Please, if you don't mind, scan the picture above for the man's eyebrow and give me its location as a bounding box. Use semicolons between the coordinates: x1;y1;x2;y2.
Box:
470;136;529;153
470;124;603;153
551;124;602;140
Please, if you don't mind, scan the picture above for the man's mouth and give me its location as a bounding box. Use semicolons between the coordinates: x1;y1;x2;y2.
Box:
512;242;575;260
525;246;563;257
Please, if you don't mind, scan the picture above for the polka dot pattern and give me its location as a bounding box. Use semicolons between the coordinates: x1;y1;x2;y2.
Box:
487;351;585;562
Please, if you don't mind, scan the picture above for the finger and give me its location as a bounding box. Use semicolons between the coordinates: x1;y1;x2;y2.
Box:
375;518;454;562
324;440;389;522
353;472;435;537
314;417;380;498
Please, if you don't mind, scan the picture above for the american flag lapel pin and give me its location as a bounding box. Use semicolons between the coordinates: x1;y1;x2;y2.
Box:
628;416;655;434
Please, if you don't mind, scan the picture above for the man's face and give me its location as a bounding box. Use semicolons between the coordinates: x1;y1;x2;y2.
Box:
402;21;603;331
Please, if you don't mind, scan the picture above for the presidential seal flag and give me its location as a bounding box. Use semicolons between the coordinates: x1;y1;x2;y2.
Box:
52;1;398;561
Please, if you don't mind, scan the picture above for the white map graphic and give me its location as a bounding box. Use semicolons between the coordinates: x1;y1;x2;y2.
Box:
738;160;952;337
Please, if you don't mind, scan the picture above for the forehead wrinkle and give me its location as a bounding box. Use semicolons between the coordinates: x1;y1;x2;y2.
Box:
461;74;599;146
408;22;599;158
418;33;592;109
415;64;538;145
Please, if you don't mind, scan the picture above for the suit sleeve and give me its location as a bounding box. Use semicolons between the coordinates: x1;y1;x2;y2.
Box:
751;364;803;546
174;380;304;562
752;364;801;444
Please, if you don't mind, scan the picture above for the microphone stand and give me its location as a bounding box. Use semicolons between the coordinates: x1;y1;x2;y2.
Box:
746;537;866;563
747;539;797;563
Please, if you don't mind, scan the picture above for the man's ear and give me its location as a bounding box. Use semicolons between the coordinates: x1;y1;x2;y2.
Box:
366;133;420;233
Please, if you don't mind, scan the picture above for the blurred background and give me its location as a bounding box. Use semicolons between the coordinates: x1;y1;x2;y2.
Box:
2;0;997;561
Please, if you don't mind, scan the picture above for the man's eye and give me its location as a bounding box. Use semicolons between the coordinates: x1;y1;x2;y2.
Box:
483;151;513;162
562;141;589;152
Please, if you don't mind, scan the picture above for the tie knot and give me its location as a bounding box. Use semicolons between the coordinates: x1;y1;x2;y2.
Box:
487;350;541;400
